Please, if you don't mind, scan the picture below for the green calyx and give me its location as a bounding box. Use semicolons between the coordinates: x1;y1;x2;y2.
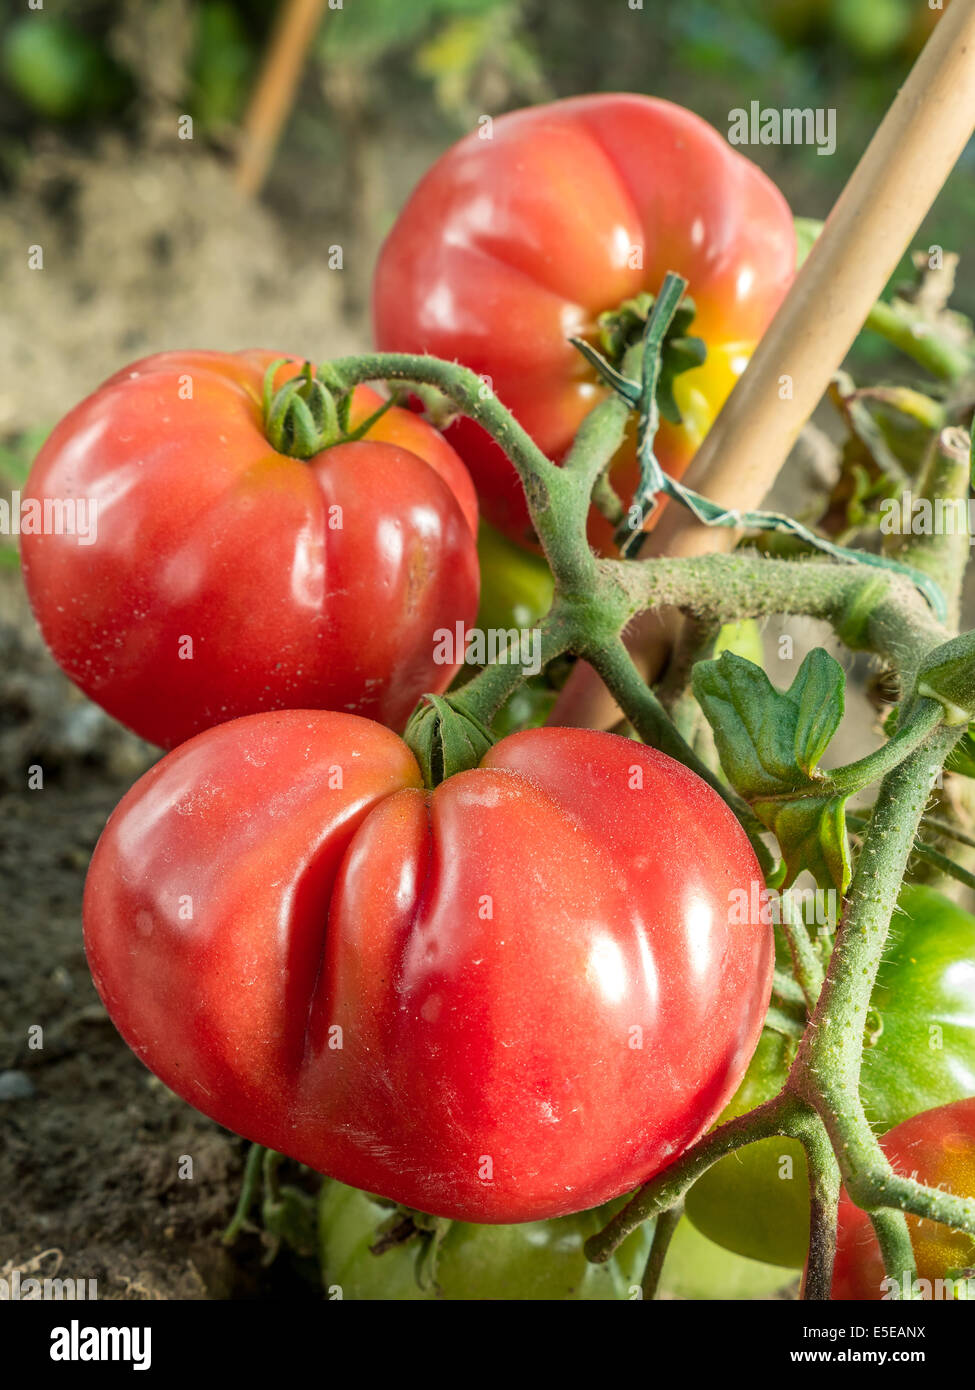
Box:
262;358;399;460
595;289;705;425
916;630;975;726
368;1203;453;1294
263;358;342;459
403;693;496;788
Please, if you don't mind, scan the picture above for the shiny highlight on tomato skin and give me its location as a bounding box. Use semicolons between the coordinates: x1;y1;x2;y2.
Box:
83;711;774;1224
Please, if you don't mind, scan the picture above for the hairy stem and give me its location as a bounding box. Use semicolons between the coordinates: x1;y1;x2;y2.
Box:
868;1209;917;1298
792;1108;841;1301
601;553;944;678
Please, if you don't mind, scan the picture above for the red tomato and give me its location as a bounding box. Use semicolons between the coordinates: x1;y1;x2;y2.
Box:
21;351;479;748
373;94;795;549
83;711;773;1223
832;1098;975;1300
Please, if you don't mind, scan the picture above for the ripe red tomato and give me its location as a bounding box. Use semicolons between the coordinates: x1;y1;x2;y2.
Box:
21;351;479;748
832;1098;975;1300
83;710;773;1223
373;94;795;549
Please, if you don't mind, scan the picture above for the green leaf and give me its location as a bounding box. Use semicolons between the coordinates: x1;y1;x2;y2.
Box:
692;649;850;890
692;649;844;793
751;792;850;896
916;630;975;727
791;649;846;777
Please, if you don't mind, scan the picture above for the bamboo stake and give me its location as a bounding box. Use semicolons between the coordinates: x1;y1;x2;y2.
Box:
553;0;975;728
235;0;328;197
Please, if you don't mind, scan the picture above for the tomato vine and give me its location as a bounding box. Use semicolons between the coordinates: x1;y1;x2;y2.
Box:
307;266;975;1300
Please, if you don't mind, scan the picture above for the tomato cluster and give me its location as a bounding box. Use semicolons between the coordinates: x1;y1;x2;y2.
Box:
21;91;973;1302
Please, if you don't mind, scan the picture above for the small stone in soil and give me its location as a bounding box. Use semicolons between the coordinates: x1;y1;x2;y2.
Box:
0;1070;35;1100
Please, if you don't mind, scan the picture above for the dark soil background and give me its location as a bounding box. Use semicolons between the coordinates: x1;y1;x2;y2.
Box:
0;0;971;1300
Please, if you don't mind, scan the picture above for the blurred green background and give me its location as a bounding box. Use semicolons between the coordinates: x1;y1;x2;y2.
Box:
0;0;968;294
0;0;969;453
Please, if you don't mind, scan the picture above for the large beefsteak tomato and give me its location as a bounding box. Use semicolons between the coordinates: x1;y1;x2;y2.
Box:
83;710;773;1223
373;93;795;549
22;351;479;748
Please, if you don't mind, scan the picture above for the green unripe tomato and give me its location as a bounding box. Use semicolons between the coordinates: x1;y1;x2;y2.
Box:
685;884;975;1267
861;884;975;1126
475;521;554;634
829;0;911;61
658;1216;799;1300
684;1033;810;1267
319;1181;652;1300
714;619;764;667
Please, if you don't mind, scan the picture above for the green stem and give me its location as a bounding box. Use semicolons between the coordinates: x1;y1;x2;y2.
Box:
868;1209;917;1299
450;604;577;727
792;740;950;1119
591;471;626;527
849;811;975;893
772;969;808;1009
325;352;601;593
327;352;556;493
825;699;943;796
584;1094;803;1263
918;814;975;852
879;1174;975;1236
765;1005;806;1040
890;427;971;631
865;299;972;382
640;1203;682;1300
788;731;975;1262
792;1108;841;1301
780;918;826;1013
222;1142;265;1245
601;553;944;680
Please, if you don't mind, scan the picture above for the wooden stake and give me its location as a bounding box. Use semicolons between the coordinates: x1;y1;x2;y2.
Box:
553;0;975;728
649;0;975;561
235;0;328;197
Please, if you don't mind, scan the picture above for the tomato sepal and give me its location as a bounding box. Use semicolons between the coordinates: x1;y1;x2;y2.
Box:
403;692;496;786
